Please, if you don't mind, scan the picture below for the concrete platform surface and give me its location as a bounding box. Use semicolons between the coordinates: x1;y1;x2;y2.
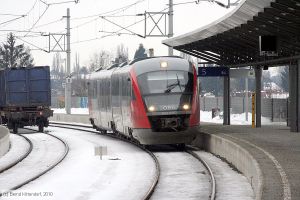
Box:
199;123;300;200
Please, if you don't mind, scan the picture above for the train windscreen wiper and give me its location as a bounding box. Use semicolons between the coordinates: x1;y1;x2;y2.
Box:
164;74;183;93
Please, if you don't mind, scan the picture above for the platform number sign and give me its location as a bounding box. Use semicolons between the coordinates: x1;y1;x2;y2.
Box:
198;67;229;77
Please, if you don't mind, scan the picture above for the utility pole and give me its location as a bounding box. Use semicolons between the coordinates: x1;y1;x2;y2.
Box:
65;8;71;114
168;0;174;56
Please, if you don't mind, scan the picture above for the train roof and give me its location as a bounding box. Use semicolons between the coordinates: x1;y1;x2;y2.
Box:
89;56;193;79
129;56;182;65
132;56;192;76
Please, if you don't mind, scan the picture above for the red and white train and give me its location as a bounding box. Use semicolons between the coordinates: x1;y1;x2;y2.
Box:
88;56;199;145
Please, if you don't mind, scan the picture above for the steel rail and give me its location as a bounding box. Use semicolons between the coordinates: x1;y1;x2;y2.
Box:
10;131;69;190
0;134;33;173
50;121;92;129
1;129;69;192
49;122;160;200
186;149;216;200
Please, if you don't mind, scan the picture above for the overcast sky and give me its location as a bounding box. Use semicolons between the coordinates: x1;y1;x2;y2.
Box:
0;0;235;68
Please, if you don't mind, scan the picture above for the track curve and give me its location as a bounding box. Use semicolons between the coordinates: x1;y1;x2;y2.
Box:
0;134;33;174
49;122;160;200
0;129;69;194
10;131;69;190
186;149;216;200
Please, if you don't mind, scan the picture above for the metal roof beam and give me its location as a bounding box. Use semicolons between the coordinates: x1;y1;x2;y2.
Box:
253;16;298;36
195;39;255;63
271;2;300;18
191;50;221;62
244;20;300;54
264;8;300;25
265;7;300;23
276;0;300;11
178;48;220;64
189;48;221;60
257;13;300;34
184;44;222;62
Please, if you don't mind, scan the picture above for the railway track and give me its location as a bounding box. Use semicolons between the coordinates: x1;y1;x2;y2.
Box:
186;149;216;200
0;128;69;193
49;122;216;200
148;145;216;200
0;134;33;174
49;122;160;200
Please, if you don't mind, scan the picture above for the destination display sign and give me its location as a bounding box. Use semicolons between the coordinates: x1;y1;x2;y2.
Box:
198;67;229;77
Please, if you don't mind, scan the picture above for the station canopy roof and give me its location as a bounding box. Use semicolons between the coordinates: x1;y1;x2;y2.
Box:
162;0;300;67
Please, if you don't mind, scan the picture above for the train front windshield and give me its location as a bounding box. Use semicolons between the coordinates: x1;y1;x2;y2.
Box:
137;70;194;112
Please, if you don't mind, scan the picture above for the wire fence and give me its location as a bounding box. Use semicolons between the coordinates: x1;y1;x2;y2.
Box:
200;97;288;122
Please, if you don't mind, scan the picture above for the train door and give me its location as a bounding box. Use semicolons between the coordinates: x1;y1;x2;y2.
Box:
117;75;123;132
106;78;112;125
111;72;122;131
121;73;131;135
97;79;102;127
102;77;109;129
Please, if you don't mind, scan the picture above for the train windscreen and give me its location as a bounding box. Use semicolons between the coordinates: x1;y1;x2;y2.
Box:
137;70;194;112
138;71;193;95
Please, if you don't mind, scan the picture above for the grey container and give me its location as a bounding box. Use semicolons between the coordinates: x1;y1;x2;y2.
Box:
0;66;51;107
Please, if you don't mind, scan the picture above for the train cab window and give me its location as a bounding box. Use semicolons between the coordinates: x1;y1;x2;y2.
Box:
137;71;193;95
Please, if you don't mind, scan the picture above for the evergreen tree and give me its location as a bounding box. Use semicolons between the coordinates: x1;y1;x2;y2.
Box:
0;33;34;69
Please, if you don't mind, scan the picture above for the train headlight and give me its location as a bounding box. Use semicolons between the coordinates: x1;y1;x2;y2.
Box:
160;61;168;68
183;104;190;110
148;105;155;112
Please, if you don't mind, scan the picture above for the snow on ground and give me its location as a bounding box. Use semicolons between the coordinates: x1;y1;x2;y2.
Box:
52;108;89;115
52;107;283;126
0;127;256;199
200;110;284;125
0;132;65;191
0;134;30;172
2;127;156;200
150;151;210;200
196;151;254;200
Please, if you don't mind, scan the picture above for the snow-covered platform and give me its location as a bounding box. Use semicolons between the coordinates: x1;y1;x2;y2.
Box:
0;126;10;157
194;123;300;200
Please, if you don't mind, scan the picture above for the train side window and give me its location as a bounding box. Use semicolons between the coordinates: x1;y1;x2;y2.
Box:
94;81;97;98
112;74;120;107
107;79;111;108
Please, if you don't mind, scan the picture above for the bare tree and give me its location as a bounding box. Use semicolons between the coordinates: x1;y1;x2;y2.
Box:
89;50;113;71
115;43;128;64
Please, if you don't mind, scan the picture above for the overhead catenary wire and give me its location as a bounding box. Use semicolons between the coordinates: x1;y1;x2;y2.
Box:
101;7;168;38
70;7;168;45
23;4;50;37
100;16;144;38
1;0;147;39
16;36;48;52
0;0;40;29
0;13;26;17
3;0;76;38
32;17;64;29
0;15;26;27
71;0;146;21
71;0;241;45
70;0;147;35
